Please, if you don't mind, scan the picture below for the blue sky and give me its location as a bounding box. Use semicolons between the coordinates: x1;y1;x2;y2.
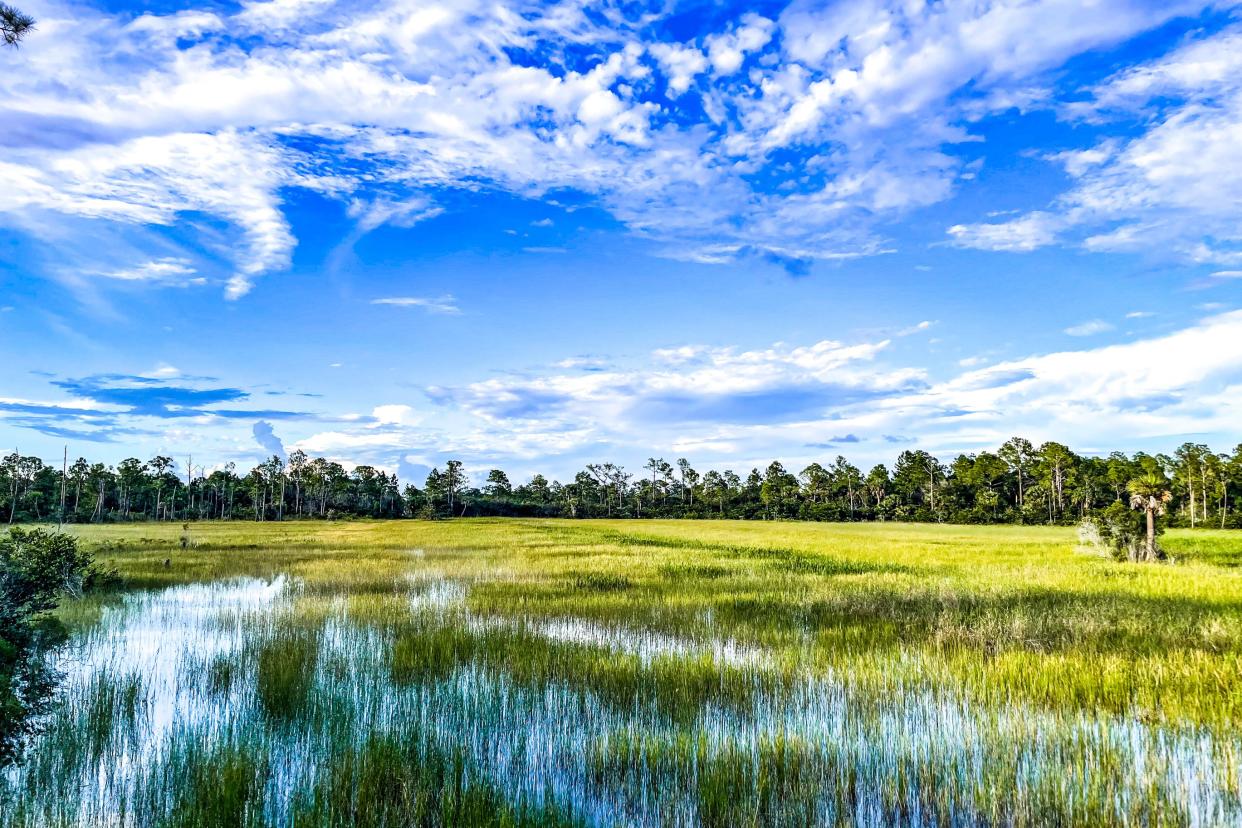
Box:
2;0;1241;483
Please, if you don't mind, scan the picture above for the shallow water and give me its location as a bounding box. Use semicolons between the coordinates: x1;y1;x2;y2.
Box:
4;574;1240;827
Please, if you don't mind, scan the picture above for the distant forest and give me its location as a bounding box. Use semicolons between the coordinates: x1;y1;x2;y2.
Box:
3;439;1240;529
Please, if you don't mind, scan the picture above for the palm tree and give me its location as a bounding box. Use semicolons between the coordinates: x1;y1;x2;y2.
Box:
1128;472;1172;562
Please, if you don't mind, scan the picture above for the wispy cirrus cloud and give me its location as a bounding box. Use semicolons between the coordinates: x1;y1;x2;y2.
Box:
0;371;318;446
1064;319;1114;337
370;295;461;314
95;257;202;285
948;23;1242;266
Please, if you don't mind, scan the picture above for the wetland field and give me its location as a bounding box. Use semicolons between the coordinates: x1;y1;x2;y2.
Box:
4;519;1242;827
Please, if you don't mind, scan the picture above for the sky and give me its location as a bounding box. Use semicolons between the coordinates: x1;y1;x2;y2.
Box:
1;0;1242;484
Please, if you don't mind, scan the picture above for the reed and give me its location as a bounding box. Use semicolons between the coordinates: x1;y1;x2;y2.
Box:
1;519;1238;825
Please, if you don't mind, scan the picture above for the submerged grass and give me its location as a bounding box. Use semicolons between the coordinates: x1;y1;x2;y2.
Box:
254;624;320;722
2;519;1239;826
291;733;582;828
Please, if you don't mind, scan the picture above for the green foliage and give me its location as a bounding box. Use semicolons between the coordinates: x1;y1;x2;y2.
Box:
1086;501;1148;561
0;2;34;46
0;528;100;766
7;439;1242;528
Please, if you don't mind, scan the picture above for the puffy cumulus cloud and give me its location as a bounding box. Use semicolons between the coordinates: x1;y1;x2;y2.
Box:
430;337;918;422
880;310;1242;453
16;312;1242;475
0;0;1223;296
774;0;1202;126
948;212;1060;252
647;42;708;96
949;24;1242;265
408;336;928;470
703;14;773;76
252;420;287;459
371;404;421;427
729;0;1208;220
281;311;1242;475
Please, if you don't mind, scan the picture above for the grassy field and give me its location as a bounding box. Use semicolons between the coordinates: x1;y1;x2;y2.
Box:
4;519;1242;826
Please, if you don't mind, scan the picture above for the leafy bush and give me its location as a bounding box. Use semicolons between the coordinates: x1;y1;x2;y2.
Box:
1081;502;1161;562
0;528;102;766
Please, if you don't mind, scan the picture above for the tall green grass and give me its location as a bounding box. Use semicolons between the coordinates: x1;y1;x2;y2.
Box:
1;518;1238;826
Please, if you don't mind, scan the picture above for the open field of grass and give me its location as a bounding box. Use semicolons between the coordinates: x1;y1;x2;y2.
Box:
4;519;1242;826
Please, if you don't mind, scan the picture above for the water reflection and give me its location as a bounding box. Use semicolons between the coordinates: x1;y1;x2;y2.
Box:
3;575;1239;827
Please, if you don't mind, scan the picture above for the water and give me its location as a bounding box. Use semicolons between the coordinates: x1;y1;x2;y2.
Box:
4;575;1240;826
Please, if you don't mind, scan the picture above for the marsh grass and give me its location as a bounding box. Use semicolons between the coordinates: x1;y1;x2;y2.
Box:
3;519;1240;825
571;573;634;592
81;671;144;764
290;734;583;828
158;740;270;828
254;624;320;722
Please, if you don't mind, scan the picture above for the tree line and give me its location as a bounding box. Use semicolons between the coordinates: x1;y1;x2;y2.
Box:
2;439;1240;529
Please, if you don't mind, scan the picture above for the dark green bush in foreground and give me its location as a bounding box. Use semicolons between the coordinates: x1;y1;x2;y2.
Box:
0;528;107;767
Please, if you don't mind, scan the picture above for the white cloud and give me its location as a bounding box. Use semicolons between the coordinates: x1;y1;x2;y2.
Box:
0;0;1221;297
648;42;707;96
555;356;610;370
704;14;773;75
371;295;460;314
420;336;922;463
948;212;1060;252
96;257;202;285
1064;319;1114;337
144;363;182;379
899;310;1242;447
282;310;1242;474
347;197;444;233
371;404;421;427
0;130;296;298
950;24;1242;265
896;320;935;336
1079;26;1242;112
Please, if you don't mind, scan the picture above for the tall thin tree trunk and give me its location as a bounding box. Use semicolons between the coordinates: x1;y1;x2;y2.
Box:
1146;507;1156;562
1189;477;1196;528
59;446;67;529
1202;466;1209;525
